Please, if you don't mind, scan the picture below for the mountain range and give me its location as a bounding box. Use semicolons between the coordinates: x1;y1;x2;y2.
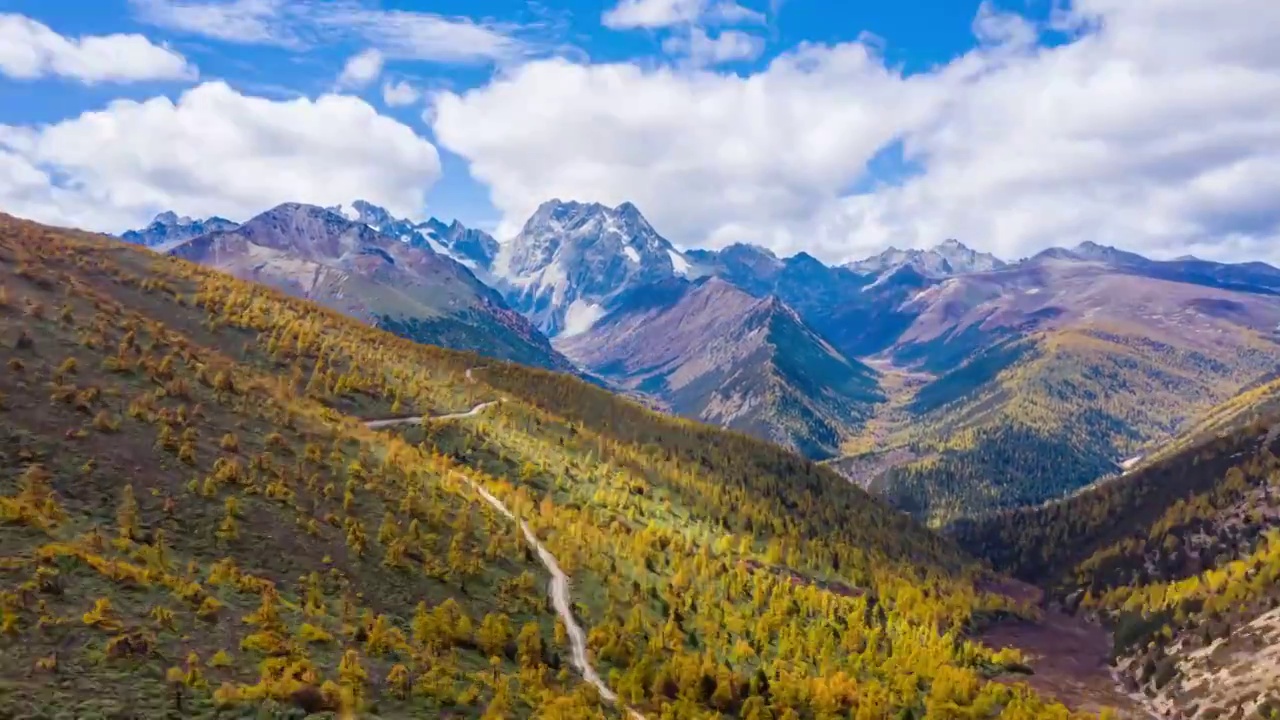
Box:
124;199;1280;520
162;203;574;374
12;210;1162;719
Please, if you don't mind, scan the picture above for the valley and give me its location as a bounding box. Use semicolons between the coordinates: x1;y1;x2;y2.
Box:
119;198;1280;525
2;214;1094;718
4;196;1278;719
6;1;1277;716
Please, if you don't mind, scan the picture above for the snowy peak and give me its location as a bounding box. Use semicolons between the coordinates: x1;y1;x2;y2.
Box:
326;200;499;272
121;211;239;247
422;217;500;271
328;200;421;245
499;199;695;337
846;239;1006;278
933;238;1007;274
505;199;675;276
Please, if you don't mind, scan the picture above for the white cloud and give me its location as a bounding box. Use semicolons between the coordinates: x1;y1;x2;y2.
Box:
434;0;1280;264
131;0;532;63
0;81;441;231
337;48;383;89
602;0;764;30
322;6;526;64
0;13;196;84
382;79;421;107
662;28;765;66
129;0;287;45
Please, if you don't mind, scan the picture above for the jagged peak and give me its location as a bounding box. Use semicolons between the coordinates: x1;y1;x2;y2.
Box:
786;250;825;268
722;242;778;259
264;201;332;217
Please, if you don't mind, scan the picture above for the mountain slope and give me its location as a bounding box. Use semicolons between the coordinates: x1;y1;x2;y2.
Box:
0;212;1090;718
557;277;884;458
834;254;1280;523
166;202;574;373
1041;241;1280;296
689;244;933;359
952;379;1280;717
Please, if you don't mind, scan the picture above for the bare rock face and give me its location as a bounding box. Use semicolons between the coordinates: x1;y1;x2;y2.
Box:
492;200;699;338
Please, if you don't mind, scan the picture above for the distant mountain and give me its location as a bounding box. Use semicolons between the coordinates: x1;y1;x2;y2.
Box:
328;200;500;275
121;211;239;248
421;217;500;272
557;276;883;458
493;200;698;337
686;244;926;358
846;239;1007;278
167;203;574;373
834;251;1280;521
144;195;1280;523
1030;241;1280;296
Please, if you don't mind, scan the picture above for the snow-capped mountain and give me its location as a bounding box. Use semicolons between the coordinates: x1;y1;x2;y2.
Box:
846;239;1007;278
168;202;575;373
494;199;699;337
421;217;500;271
121;211;239;248
326;200;500;275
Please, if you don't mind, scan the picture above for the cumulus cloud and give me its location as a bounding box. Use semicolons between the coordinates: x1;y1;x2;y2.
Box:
434;0;1280;264
131;0;532;63
381;79;421;107
0;81;441;231
336;48;383;89
0;13;196;84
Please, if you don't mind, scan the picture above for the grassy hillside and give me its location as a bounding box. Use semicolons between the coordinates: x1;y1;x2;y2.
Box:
953;382;1280;716
0;215;1095;718
841;322;1280;525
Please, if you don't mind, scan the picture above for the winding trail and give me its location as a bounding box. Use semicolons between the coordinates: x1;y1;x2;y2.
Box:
364;401;500;429
363;380;644;719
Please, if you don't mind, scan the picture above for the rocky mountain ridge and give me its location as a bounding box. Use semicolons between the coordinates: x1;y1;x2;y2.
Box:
124;199;1280;516
558;275;883;457
845;238;1008;277
163;202;575;373
121;211;239;248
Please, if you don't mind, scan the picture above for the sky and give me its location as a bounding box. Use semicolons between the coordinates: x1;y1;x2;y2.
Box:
0;0;1277;265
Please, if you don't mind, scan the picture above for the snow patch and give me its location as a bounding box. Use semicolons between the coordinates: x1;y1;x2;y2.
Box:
668;249;691;276
623;246;641;263
1024;287;1042;295
561;299;605;337
424;236;448;255
337;205;359;222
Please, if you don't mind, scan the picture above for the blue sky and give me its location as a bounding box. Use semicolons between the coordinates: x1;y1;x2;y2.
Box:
0;0;1046;227
1;0;1277;264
